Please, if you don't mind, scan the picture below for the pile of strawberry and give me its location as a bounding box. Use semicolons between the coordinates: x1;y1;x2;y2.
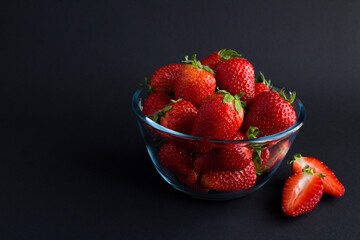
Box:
140;49;344;216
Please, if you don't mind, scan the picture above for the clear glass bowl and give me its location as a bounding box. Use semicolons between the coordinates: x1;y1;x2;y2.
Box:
132;87;306;200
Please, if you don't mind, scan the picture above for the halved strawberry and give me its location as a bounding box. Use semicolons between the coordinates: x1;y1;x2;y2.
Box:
289;154;345;197
200;161;257;192
150;64;182;94
142;92;172;116
282;166;324;217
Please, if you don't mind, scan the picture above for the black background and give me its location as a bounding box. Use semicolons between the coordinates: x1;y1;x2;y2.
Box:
1;0;360;239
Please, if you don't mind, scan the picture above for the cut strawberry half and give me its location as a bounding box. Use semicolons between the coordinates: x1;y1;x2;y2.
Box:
289;154;345;197
282;166;324;217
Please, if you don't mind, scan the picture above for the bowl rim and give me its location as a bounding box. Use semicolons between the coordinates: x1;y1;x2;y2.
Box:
132;87;306;144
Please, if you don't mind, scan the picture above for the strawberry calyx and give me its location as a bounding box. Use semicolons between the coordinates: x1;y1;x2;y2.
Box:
149;99;184;122
217;88;246;114
149;105;172;122
218;49;242;60
139;77;154;93
255;72;272;89
217;88;246;113
276;88;296;104
287;153;302;166
302;165;327;178
182;54;215;74
246;126;262;139
244;126;267;171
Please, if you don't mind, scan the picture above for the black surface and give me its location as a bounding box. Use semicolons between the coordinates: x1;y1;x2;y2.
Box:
1;0;360;239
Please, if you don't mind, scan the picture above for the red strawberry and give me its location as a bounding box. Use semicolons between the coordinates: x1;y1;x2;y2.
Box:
255;72;271;97
142;92;172;116
191;90;245;140
201;51;220;70
150;64;182;94
258;140;290;174
174;55;216;108
252;148;270;172
150;99;198;135
201;161;257;192
191;90;245;153
159;142;197;180
177;173;209;192
177;172;199;185
282;166;324;217
289;154;345;197
215;49;255;104
242;89;297;136
194;129;258;173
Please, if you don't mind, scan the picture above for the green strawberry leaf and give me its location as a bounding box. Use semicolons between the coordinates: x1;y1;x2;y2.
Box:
139;77;153;93
182;54;215;74
278;88;296;104
252;150;263;169
234;93;244;100
223;94;234;103
148;105;172;123
218;49;242;60
234;100;242;113
246;126;262;139
255;72;272;88
287;154;302;166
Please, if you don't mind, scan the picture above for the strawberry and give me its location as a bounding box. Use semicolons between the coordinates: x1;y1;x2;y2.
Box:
194;128;259;173
215;49;255;104
191;90;245;140
177;172;199;185
174;55;216;108
242;89;297;137
142;92;172;116
191;90;245;153
252;148;270;172
255;72;271;97
150;64;182;94
150;99;198;135
159;142;197;181
201;161;257;192
282;166;324;217
201;51;220;70
257;140;290;174
289;154;345;197
177;173;209;192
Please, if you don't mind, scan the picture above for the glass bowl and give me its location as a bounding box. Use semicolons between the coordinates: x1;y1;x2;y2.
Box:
132;87;306;200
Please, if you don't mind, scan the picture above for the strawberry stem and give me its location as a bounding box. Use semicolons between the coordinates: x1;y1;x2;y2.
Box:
247;126;262;139
182;54;215;74
278;88;296;104
218;49;242;60
149;105;172;122
255;72;272;88
139;77;153;93
287;154;302;166
217;88;245;114
301;165;327;178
